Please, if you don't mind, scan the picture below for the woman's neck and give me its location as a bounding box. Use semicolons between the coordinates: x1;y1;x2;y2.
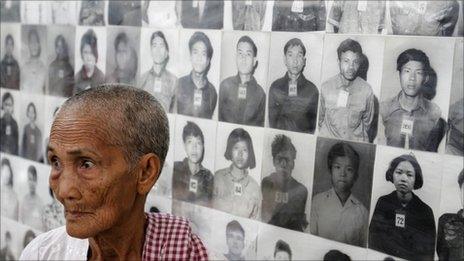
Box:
399;91;421;112
85;65;95;78
230;164;246;180
152;63;164;75
396;191;413;205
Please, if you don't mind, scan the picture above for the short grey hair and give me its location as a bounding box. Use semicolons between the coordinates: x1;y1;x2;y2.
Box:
57;84;169;171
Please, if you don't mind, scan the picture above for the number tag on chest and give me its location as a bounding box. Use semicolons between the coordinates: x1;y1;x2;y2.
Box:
395;213;406;228
30;134;35;144
275;192;289;203
401;116;414;135
58;69;64;79
153;78;162;93
5;125;11;136
189;178;198;193
193;89;202;107
6;66;11;76
357;1;367;11
336;90;349;107
245;0;252;6
238;85;247;100
234;182;243;196
291;0;304;13
288;82;297;97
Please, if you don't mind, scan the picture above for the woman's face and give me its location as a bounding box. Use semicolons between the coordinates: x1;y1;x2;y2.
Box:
151;36;168;65
184;135;203;164
28;33;40;58
27;105;36;122
82;44;96;70
1;165;12;187
55;38;66;59
393;161;416;194
115;41;130;70
399;61;426;98
190;41;209;74
330;156;356;193
231;140;249;170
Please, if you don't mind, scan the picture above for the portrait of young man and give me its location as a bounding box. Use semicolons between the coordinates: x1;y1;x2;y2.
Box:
231;1;267;31
318;38;375;143
272;0;326;32
179;0;224;29
328;0;386;34
0;91;19;155
268;38;319;134
20;85;208;260
223;220;246;261
219;35;266;127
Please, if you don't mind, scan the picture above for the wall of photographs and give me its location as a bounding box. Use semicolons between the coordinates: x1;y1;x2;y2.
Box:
1;1;463;260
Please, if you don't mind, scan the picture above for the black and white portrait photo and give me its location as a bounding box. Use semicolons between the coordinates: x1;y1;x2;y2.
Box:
138;28;179;113
0;89;20;155
108;0;141;27
436;155;463;261
267;33;323;134
142;0;178;28
1;212;42;259
318;35;384;143
219;31;269;127
327;1;386;34
260;129;316;232
179;0;224;30
0;24;21;90
213;122;264;220
173;116;217;207
74;26;106;95
1;0;20;23
46;26;75;97
79;0;106;26
368;146;443;260
105;27;140;85
19;95;44;162
377;36;455;152
18;164;45;231
446;38;464;156
49;1;78;25
309;137;375;247
1;156;19;221
20;25;47;94
272;0;326;32
230;0;268;31
177;30;221;120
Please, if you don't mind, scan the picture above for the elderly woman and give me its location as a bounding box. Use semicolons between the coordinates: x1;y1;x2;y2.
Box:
1;158;18;220
369;154;436;260
173;121;214;206
20;85;207;260
21;102;42;162
213;128;261;219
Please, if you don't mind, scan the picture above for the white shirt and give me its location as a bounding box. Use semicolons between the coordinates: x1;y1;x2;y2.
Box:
19;226;88;260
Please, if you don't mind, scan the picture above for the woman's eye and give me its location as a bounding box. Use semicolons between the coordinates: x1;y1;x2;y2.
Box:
50;156;61;170
80;160;95;169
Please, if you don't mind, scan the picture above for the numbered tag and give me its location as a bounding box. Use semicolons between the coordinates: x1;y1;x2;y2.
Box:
153;78;162;93
417;1;427;15
6;66;11;76
245;0;252;6
395;213;406;228
30;134;35;144
5;125;11;136
357;1;367;11
193;89;202;107
288;82;297;97
58;69;64;79
336;90;349;107
234;182;243;196
238;85;247;100
275;192;289;203
400;116;414;135
192;0;198;8
291;0;304;13
189;178;198;193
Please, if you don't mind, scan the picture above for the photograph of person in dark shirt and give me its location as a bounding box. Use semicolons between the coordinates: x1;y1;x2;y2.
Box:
232;1;267;31
0;231;15;261
219;36;266;127
223;220;246;261
21;102;42;162
0;34;20;90
328;0;386;34
273;239;292;261
79;0;105;26
177;32;217;119
138;31;177;113
106;32;138;85
180;0;224;29
0;92;18;155
261;134;308;232
108;0;141;26
380;48;445;152
272;0;326;32
173;121;214;207
437;169;464;261
74;29;105;95
369;154;436;260
48;35;74;97
268;38;318;134
0;0;20;22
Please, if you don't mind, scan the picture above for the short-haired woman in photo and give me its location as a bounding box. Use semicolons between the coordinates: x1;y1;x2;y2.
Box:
213;128;261;219
0;92;18;155
21;102;42;162
173;121;214;207
106;32;138;85
1;158;18;220
48;35;74;97
74;29;105;95
369;154;436;260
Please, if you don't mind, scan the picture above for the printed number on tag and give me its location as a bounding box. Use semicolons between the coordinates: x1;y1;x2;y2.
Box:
288;83;297;97
291;0;304;13
336;90;349;107
245;0;252;6
234;183;243;196
417;1;427;14
194;90;202;107
357;1;367;11
5;125;11;136
153;79;162;93
58;70;64;79
238;86;247;100
30;135;35;144
401;118;414;135
275;192;289;203
189;179;198;193
395;213;405;228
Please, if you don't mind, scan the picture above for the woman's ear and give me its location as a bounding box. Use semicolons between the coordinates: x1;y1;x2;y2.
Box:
136;153;161;195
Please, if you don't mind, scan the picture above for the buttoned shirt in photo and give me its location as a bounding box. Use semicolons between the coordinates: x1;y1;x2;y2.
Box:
21;58;47;94
219;74;266;127
138;67;177;113
272;0;326;32
447;98;464;156
73;66;105;95
380;92;443;152
176;72;217;119
0;54;20;90
232;1;267;31
180;0;224;29
0;115;19;155
268;73;319;134
328;0;386;34
309;188;368;247
389;0;460;36
21;123;42;162
318;74;375;142
212;165;261;220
